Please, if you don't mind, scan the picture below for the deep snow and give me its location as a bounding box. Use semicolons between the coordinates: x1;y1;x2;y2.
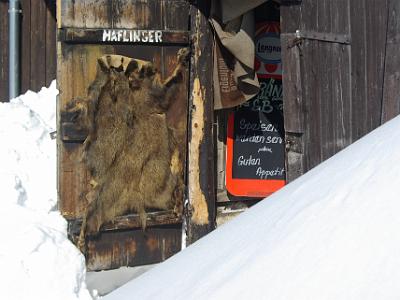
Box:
0;82;93;300
105;115;400;300
3;81;400;300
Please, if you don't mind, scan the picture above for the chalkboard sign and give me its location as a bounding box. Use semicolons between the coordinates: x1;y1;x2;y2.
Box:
226;12;286;198
226;78;286;197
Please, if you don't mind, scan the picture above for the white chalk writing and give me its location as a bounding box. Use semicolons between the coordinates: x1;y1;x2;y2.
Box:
239;118;278;134
237;155;261;167
255;167;285;179
235;134;283;145
257;146;273;154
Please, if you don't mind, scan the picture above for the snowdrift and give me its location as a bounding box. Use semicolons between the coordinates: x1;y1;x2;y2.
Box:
105;116;400;300
0;82;92;300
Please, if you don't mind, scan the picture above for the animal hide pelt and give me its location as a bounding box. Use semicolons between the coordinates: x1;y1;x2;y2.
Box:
64;49;189;251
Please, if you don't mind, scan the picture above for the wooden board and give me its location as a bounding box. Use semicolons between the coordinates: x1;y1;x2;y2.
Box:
281;0;394;181
381;0;400;123
186;0;216;244
59;28;189;45
30;0;47;91
84;226;182;271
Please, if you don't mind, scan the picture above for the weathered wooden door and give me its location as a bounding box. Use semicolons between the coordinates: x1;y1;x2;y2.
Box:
281;0;400;182
57;0;215;271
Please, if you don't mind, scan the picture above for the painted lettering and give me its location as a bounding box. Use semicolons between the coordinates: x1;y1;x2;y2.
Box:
133;30;141;42
148;30;154;43
155;30;162;42
141;31;149;42
111;30;117;42
117;30;123;41
123;30;130;42
102;29;164;43
102;29;111;42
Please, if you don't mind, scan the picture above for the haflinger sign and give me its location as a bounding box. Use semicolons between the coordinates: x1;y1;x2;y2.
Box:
102;29;163;43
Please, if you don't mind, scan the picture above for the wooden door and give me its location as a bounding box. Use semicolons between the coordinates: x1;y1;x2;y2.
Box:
57;0;215;271
281;0;400;182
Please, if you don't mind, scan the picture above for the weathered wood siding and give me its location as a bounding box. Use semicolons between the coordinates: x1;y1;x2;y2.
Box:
281;0;400;181
0;0;56;102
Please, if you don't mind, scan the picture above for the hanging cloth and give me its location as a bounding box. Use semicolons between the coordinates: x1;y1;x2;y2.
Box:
211;0;268;109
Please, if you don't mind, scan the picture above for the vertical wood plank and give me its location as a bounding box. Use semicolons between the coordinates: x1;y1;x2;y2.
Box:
30;0;47;91
281;1;304;181
281;34;303;134
281;33;305;182
21;0;32;94
329;0;352;153
45;0;57;86
299;0;322;170
186;0;216;244
316;0;333;162
280;1;301;34
350;0;368;141
381;0;400;123
365;0;388;131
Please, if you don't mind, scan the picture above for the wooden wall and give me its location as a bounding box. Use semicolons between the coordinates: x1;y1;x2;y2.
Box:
0;0;56;102
281;0;400;181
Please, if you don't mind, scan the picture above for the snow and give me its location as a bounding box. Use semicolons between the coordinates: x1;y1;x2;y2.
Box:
86;265;155;296
0;82;93;300
3;80;400;300
105;115;400;300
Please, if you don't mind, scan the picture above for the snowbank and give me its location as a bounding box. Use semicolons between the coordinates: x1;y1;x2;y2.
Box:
0;82;92;300
105;116;400;300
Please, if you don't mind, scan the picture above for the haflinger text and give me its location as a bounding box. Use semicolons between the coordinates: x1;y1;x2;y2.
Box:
102;29;163;43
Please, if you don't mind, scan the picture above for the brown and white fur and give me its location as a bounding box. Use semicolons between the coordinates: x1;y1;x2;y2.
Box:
65;48;189;252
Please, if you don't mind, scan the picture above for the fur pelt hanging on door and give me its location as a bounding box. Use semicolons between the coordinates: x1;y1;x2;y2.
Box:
64;49;189;251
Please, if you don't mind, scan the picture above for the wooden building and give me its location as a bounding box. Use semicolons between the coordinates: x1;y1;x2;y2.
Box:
53;0;400;271
0;0;56;101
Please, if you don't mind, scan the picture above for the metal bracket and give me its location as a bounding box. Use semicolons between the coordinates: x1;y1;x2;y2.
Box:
8;8;22;13
287;30;351;48
49;131;57;140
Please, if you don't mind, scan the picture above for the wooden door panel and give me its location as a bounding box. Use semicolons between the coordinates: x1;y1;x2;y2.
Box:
281;0;353;179
57;0;190;270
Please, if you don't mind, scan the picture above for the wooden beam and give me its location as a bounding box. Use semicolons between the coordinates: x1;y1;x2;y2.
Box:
59;28;190;45
68;210;182;236
186;0;216;245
